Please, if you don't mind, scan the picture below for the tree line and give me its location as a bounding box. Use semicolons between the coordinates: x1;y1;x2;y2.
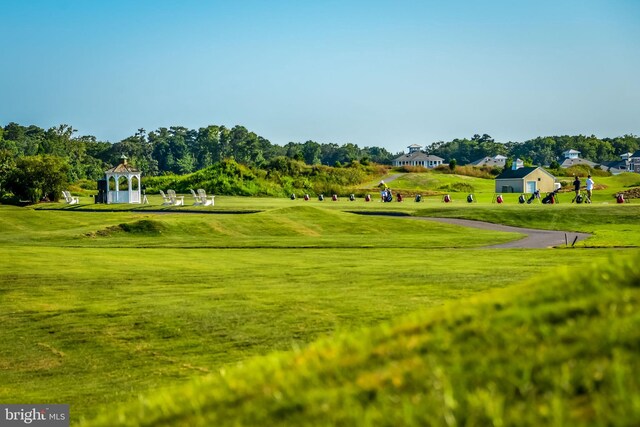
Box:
2;122;639;197
0;122;395;182
426;133;640;167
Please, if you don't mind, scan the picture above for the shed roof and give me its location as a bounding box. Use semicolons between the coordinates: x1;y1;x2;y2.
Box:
495;167;539;179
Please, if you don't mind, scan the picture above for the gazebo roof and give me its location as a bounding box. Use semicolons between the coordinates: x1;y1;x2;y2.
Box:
105;157;140;174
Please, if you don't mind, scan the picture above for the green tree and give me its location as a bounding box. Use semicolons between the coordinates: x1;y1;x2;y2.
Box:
0;149;15;194
111;129;158;176
195;125;221;168
302;140;321;165
5;155;70;203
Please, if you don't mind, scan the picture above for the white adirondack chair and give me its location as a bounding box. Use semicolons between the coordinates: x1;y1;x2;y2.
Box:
190;189;203;206
197;189;215;206
167;189;184;206
159;190;172;205
62;191;79;204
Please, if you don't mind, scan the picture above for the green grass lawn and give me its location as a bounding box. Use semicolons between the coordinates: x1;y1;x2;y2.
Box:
1;199;639;424
82;250;640;427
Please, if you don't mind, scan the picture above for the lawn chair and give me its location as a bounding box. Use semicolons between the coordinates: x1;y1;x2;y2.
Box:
62;191;79;204
197;189;215;206
159;190;172;206
167;190;184;206
190;189;203;206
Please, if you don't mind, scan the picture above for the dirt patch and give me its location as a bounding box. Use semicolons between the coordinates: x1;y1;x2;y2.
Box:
617;187;640;199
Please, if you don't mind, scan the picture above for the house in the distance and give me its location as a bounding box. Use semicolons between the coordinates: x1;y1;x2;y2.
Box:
600;152;632;174
495;166;556;194
629;150;640;173
561;148;633;174
392;145;444;168
560;149;597;169
470;154;508;168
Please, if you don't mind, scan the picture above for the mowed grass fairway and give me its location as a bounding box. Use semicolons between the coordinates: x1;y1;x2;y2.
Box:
0;199;638;424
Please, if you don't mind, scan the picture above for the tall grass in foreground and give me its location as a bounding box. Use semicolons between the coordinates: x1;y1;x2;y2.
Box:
84;252;640;427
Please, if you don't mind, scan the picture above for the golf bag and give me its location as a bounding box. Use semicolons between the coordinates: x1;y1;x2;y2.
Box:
318;194;324;201
518;194;526;204
542;192;555;204
527;190;540;204
385;192;393;202
443;194;451;203
349;194;355;201
415;194;422;202
617;194;625;204
496;194;504;204
575;194;583;204
397;193;403;202
290;193;296;200
365;194;371;202
467;194;474;203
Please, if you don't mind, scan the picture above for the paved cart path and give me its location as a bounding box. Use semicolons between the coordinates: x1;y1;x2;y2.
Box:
409;216;591;248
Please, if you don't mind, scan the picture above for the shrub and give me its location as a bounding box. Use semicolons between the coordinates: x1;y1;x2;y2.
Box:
452;182;475;193
5;155;70;203
119;220;166;234
433;165;494;179
563;165;611;178
396;165;428;173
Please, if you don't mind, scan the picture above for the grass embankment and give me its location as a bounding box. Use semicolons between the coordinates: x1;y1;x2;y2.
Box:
83;251;640;426
35;192;640;248
3;204;517;248
386;172;496;196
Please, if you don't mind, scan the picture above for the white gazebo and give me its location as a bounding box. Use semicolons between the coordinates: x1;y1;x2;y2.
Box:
104;156;142;204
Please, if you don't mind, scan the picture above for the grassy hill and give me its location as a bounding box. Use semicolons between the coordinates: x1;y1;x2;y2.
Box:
82;251;640;426
382;172;496;196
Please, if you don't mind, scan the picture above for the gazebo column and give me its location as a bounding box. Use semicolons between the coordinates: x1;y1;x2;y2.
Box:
115;174;120;202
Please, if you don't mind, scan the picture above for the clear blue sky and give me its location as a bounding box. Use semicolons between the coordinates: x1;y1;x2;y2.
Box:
1;0;639;153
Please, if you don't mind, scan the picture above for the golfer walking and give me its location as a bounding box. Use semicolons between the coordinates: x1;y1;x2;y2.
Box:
585;175;594;203
572;175;581;203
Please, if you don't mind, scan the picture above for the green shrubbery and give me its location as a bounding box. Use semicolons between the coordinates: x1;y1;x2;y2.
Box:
142;158;383;197
560;164;611;177
433;164;498;178
4;155;70;203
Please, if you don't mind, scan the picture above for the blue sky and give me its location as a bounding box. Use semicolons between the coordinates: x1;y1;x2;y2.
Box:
1;0;639;153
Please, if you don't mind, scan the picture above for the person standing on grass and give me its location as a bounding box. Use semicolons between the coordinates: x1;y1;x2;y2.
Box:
572;175;581;202
379;180;388;202
585;175;594;203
